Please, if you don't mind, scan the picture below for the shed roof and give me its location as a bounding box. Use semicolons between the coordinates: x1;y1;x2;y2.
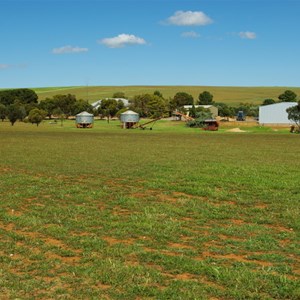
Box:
259;102;297;109
120;110;139;115
76;111;94;116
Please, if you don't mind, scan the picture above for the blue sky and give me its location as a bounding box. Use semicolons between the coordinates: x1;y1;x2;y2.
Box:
1;0;300;88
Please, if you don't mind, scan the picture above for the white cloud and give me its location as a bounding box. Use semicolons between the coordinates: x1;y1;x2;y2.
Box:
181;31;200;38
239;31;257;39
99;34;146;48
166;11;213;26
52;45;88;54
0;64;11;69
0;64;28;70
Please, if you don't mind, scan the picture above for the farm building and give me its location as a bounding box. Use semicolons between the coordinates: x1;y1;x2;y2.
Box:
203;119;219;131
120;110;139;129
91;98;129;110
259;102;297;125
183;105;218;118
75;111;94;128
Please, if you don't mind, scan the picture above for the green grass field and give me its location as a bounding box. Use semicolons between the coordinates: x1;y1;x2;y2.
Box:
0;120;299;299
33;85;300;106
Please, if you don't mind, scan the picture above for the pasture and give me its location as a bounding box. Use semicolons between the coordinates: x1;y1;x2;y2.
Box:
33;85;300;106
0;120;299;299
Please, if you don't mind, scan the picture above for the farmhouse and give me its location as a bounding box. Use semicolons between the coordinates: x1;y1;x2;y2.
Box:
183;105;218;118
91;98;129;110
259;102;297;125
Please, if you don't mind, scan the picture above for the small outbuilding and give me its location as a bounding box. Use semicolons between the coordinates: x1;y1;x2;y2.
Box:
120;110;139;129
259;102;297;125
203;119;219;131
76;111;94;128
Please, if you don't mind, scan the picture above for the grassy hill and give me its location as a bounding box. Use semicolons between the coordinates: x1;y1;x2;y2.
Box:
33;85;300;106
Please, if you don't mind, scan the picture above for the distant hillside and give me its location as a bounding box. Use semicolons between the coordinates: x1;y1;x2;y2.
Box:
33;85;300;106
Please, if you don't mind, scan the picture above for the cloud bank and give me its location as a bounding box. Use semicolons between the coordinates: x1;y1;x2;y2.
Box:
0;64;10;69
52;46;89;54
166;11;213;26
100;34;146;48
239;31;256;39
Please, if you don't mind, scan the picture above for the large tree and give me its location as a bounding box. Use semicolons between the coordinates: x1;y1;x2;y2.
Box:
278;90;297;102
0;104;7;121
98;99;124;123
146;95;167;118
28;108;47;126
39;98;57;119
198;91;214;105
71;100;93;116
286;102;300;131
7;104;24;126
129;94;152;117
0;88;38;106
170;92;194;110
262;98;276;106
53;94;77;118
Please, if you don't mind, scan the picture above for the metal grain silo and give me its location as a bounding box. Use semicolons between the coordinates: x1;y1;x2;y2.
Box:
120;110;139;129
75;111;94;128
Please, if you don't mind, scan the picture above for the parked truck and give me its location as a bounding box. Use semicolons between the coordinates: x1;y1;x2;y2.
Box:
236;111;245;121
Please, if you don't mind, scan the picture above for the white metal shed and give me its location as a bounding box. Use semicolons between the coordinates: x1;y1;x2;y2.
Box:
259;102;297;125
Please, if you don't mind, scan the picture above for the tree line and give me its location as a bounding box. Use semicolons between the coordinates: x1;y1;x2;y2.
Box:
0;88;298;126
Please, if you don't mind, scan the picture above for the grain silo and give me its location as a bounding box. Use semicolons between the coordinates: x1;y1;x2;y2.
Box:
120;110;139;129
75;111;94;128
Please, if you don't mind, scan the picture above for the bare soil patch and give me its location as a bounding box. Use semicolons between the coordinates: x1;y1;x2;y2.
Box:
226;128;246;132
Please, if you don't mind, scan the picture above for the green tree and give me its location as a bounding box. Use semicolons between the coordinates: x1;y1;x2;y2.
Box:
52;108;65;126
129;94;152;117
286;102;300;131
98;99;124;123
7;104;23;126
170;92;194;110
214;102;235;119
28;108;47;126
186;109;213;128
147;95;167;118
0;88;38;106
262;98;276;106
39;98;57;118
0;104;7;121
198;91;214;105
71;99;93;115
278;90;297;102
153;90;163;98
53;94;77;118
235;103;259;118
112;92;126;98
189;104;197;118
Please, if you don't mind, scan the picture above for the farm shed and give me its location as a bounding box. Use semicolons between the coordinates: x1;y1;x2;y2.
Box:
259;102;297;125
120;110;139;129
183;105;218;118
76;111;94;128
203;119;219;131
